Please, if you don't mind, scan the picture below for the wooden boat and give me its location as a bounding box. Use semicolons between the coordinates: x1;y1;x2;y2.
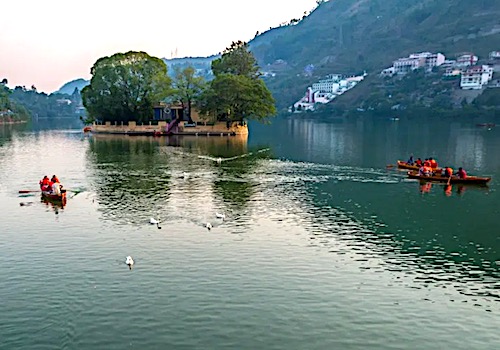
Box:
41;189;67;204
476;123;495;128
407;171;491;185
397;160;442;172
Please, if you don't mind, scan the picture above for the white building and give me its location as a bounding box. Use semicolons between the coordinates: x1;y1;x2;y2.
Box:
380;67;395;77
392;52;445;74
393;56;425;74
290;73;365;112
460;65;494;90
312;74;342;93
456;53;478;67
489;51;500;60
424;53;446;70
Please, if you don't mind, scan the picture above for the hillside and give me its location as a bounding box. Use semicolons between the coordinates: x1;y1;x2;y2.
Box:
162;55;219;80
56;78;89;95
58;0;500;114
250;0;500;109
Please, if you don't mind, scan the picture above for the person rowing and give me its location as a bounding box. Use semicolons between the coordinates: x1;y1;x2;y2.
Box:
456;167;467;179
39;175;50;191
51;175;63;195
406;155;414;165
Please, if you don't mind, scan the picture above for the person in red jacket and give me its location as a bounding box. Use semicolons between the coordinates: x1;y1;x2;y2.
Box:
39;176;50;191
456;167;467;179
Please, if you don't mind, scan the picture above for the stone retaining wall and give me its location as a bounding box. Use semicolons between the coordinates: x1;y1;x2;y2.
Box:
92;121;248;135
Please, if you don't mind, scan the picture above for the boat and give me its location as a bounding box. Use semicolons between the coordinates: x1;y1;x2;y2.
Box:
83;126;92;132
397;160;442;172
41;189;67;204
476;123;495;128
407;171;491;185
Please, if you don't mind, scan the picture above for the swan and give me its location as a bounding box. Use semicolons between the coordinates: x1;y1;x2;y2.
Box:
215;212;225;220
206;222;212;230
125;256;134;269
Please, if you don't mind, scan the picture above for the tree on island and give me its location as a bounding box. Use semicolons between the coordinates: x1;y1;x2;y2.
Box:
199;41;276;123
81;51;171;123
170;66;207;121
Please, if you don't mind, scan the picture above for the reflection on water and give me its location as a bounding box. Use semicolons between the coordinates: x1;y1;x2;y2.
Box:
417;182;490;197
0;117;499;349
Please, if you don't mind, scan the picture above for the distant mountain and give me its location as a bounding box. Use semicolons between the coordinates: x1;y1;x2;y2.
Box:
55;78;89;95
162;55;219;80
59;0;500;112
248;0;500;109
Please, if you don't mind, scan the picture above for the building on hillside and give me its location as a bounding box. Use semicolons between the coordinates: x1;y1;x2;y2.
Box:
489;51;500;60
289;73;365;113
312;74;342;93
443;67;461;78
393;56;426;74
456;53;478;67
380;67;395;77
460;65;494;90
56;98;72;105
391;52;445;74
424;53;446;70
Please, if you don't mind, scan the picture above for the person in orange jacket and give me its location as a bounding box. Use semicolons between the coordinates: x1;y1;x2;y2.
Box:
39;176;50;191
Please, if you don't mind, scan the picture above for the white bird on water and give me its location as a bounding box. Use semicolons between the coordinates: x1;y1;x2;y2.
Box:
215;212;225;220
149;218;162;229
206;222;212;230
125;256;134;269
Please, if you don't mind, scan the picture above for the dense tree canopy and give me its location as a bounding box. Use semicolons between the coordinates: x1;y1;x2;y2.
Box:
82;51;171;123
211;41;260;79
200;41;276;122
170;66;206;120
0;82;31;122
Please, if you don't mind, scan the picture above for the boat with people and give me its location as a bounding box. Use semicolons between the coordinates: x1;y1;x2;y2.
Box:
407;171;491;185
41;189;67;203
39;175;67;204
397;160;442;172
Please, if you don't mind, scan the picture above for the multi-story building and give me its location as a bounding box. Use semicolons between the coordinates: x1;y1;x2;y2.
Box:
393;56;426;74
456;53;478;67
489;51;500;60
460;65;494;90
392;52;445;74
312;74;342;93
424;53;446;70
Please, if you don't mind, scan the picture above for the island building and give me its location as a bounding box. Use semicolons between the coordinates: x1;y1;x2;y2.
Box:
89;103;248;136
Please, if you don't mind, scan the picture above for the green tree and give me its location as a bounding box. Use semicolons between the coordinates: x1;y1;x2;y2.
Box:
200;41;276;122
171;66;206;121
81;51;171;123
211;41;260;79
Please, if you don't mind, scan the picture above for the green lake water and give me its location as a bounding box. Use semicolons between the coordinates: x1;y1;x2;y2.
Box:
0;116;499;349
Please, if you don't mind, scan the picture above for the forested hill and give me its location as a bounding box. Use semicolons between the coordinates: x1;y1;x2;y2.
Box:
55;78;89;95
250;0;500;109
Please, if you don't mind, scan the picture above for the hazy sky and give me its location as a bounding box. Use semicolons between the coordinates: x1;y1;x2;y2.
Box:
1;0;317;93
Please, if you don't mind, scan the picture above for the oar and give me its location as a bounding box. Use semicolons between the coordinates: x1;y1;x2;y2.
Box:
386;164;395;168
19;188;81;194
446;176;452;185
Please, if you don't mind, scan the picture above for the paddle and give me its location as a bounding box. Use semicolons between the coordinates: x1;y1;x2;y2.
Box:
386;164;395;168
447;175;452;185
19;188;81;194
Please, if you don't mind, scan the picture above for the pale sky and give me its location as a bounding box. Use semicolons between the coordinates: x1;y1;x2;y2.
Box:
1;0;317;93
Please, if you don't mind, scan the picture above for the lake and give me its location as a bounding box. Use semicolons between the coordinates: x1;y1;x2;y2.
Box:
0;116;499;349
